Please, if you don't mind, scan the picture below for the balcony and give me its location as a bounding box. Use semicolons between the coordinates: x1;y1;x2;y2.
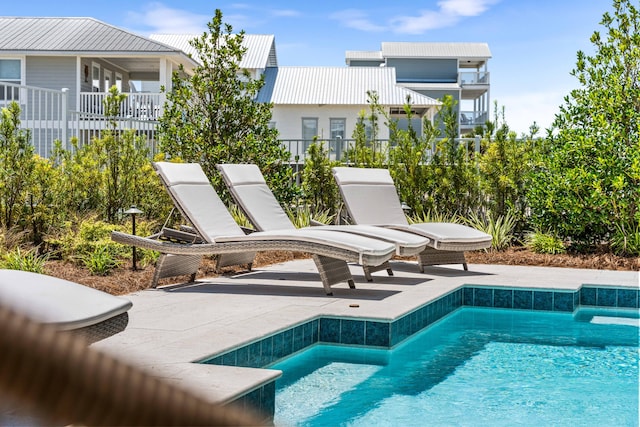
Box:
459;71;490;86
79;92;164;120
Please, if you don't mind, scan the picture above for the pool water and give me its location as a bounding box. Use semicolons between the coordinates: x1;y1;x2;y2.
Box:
271;307;639;427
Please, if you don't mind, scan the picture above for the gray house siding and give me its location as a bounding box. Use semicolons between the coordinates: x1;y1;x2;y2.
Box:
26;56;77;110
348;60;384;67
388;58;458;83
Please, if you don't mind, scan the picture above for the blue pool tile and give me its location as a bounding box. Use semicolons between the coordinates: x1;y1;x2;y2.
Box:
463;287;474;305
494;289;513;308
597;288;617;307
580;287;597;306
236;345;249;367
273;330;292;359
365;321;390;347
247;341;262;367
293;324;306;352
319;318;341;343
617;289;639;308
533;291;553;311
340;319;365;345
474;288;493;307
553;292;574;312
513;290;533;310
222;351;237;366
573;291;580;309
261;381;276;420
259;336;274;367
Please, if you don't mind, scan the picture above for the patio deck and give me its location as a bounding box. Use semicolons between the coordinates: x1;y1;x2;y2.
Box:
92;260;639;413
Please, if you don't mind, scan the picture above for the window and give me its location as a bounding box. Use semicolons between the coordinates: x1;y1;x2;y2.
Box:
302;118;318;152
104;69;112;92
329;118;346;140
92;63;100;92
115;73;123;92
0;59;21;101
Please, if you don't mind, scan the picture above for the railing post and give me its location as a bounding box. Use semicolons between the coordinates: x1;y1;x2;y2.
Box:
61;88;69;150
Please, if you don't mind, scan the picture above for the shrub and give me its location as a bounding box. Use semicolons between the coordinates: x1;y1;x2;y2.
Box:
286;204;334;228
301;141;341;216
525;232;567;254
465;211;517;251
0;247;47;273
611;222;640;256
82;245;120;276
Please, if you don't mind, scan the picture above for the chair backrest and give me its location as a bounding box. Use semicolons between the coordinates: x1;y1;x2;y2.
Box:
153;162;245;242
217;164;295;231
332;167;409;226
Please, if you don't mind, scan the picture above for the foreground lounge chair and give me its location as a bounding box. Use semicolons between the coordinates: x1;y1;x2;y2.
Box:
0;303;261;426
332;167;492;271
216;163;430;280
0;269;132;343
112;162;396;295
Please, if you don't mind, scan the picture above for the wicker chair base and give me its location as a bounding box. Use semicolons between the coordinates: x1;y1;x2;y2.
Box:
152;254;202;288
67;312;130;344
418;246;468;272
363;261;393;281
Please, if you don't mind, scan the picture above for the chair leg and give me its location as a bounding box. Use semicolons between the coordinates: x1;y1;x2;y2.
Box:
312;254;354;295
362;261;393;282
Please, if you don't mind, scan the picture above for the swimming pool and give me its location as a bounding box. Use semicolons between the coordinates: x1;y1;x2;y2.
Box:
271;307;639;426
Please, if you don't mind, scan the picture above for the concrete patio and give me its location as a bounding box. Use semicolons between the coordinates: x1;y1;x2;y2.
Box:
92;259;639;410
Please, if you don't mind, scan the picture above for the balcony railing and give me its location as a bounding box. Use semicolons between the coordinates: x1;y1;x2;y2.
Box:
460;111;489;127
459;72;490;85
79;92;164;120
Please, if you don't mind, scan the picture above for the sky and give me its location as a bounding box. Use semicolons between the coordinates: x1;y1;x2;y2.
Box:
5;0;614;135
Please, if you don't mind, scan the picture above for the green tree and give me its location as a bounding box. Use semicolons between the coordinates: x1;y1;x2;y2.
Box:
159;9;294;204
0;102;36;229
527;0;640;251
301;140;340;216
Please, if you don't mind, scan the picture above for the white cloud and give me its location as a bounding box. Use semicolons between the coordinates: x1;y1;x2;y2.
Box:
439;0;497;17
391;0;500;34
126;2;210;34
271;9;301;18
329;9;387;32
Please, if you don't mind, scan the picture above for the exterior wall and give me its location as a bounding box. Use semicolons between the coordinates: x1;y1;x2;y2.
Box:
270;104;391;140
348;60;384;67
25;56;77;109
413;89;459;104
387;58;458;83
80;58;132;94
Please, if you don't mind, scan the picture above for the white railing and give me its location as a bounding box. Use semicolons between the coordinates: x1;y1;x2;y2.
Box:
281;137;482;165
0;82;68;157
67;111;159;155
0;83;163;156
79;92;164;120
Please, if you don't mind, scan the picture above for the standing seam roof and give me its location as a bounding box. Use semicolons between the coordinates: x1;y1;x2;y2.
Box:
257;67;440;106
0;17;184;53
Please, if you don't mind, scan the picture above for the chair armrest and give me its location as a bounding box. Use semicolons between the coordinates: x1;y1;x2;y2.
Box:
158;228;202;244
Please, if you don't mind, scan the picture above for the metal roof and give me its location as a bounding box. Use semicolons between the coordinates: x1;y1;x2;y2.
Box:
381;42;491;59
0;17;185;54
256;66;440;107
150;34;277;69
344;50;383;61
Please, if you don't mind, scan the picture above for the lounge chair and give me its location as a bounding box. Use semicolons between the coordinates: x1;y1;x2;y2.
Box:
332;167;492;271
0;269;132;343
216;163;430;280
111;162;396;295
